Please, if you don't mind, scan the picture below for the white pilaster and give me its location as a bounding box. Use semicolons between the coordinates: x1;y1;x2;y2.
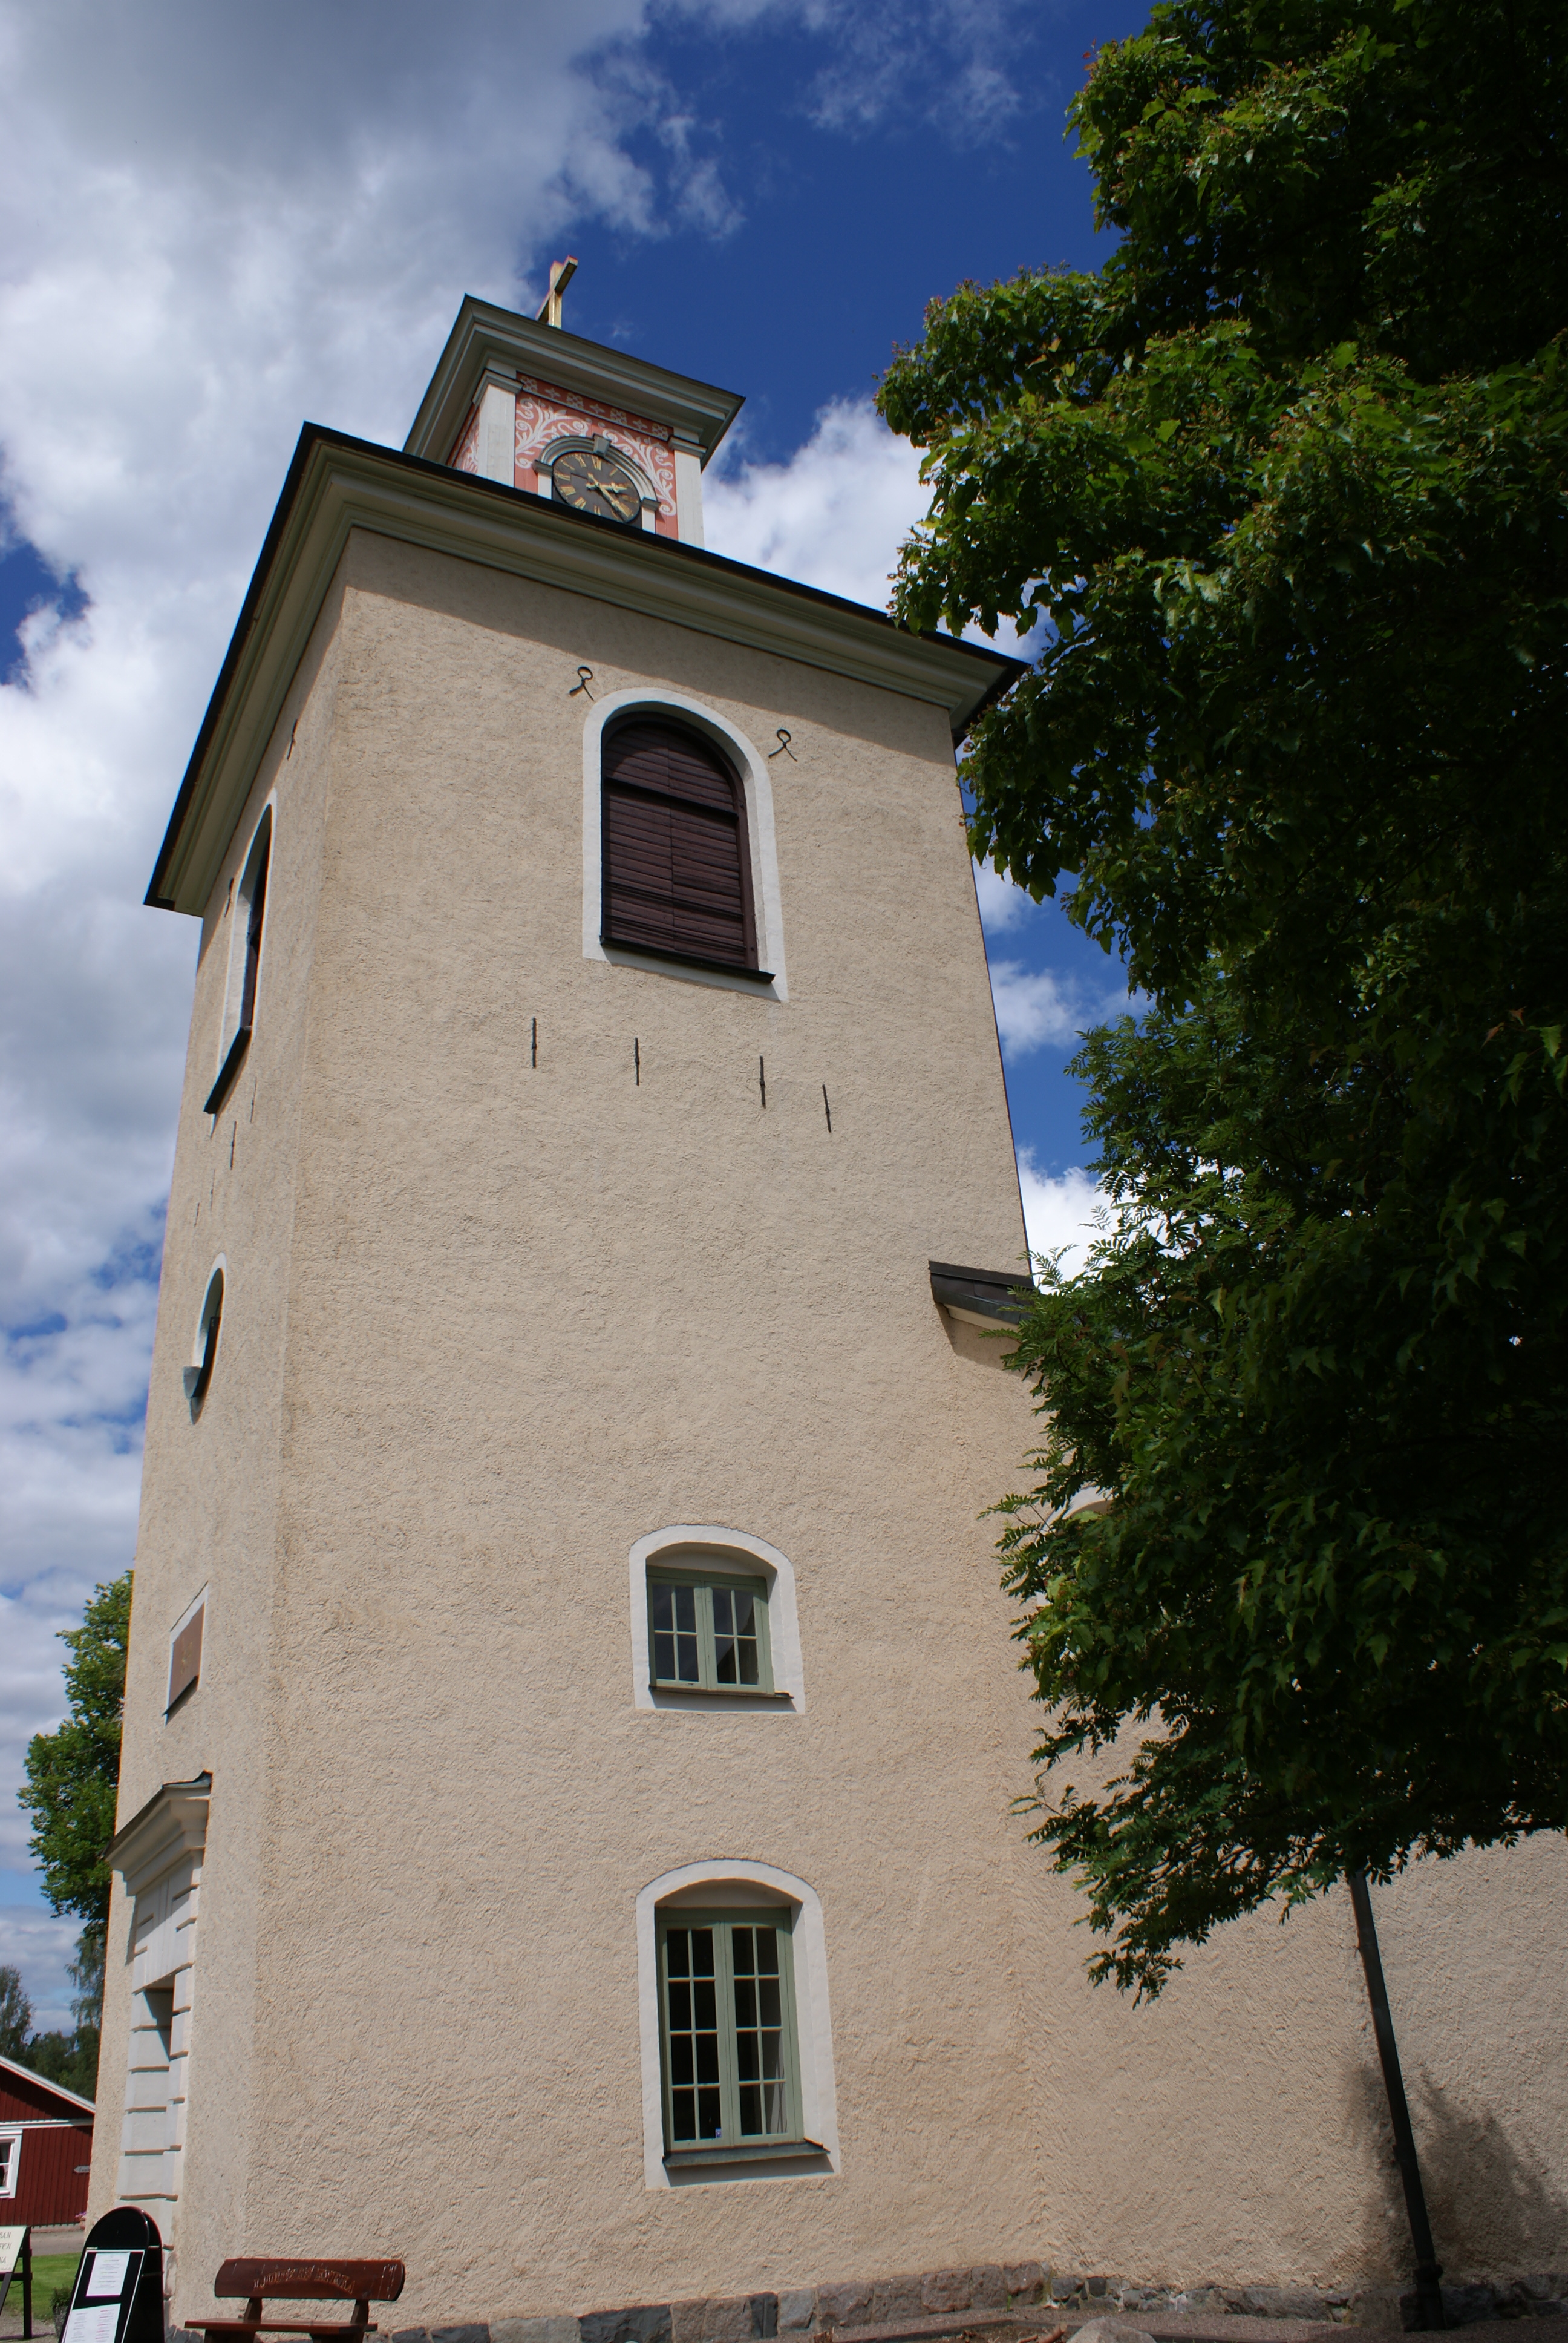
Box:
475;381;517;485
673;445;705;545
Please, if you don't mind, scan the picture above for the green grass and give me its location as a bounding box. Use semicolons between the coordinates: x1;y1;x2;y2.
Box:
31;2256;81;2293
14;2250;81;2318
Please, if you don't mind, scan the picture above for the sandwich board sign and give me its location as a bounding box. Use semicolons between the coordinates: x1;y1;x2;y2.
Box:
0;2227;33;2338
61;2209;163;2343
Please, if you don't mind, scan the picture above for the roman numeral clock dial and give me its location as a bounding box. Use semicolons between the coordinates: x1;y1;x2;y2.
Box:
552;449;644;524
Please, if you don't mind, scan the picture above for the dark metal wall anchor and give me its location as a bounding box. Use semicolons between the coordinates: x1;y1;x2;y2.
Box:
569;665;595;698
768;729;795;759
1350;1871;1448;2330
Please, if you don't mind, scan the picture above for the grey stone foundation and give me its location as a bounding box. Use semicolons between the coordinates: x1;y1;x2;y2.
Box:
170;2264;1568;2343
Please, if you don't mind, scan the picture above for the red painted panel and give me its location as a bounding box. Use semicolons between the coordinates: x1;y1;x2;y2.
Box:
7;2121;94;2226
0;2068;91;2124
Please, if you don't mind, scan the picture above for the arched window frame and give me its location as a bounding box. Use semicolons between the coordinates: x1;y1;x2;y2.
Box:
205;800;273;1115
582;692;788;999
634;1860;840;2189
629;1526;805;1713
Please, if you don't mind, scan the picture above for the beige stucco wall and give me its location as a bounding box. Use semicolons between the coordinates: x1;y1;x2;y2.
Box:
97;522;1568;2325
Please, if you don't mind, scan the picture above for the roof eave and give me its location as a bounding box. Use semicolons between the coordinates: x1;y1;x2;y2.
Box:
148;429;1024;918
0;2051;96;2114
403;295;746;468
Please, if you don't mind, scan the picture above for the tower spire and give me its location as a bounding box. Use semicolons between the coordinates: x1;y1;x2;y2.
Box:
535;255;577;329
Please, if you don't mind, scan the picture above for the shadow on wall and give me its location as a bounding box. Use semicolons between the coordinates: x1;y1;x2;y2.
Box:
1347;2054;1568;2286
1416;2073;1568;2276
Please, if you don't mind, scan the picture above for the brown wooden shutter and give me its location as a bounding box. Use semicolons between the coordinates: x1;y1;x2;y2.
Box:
168;1605;204;1710
602;721;757;971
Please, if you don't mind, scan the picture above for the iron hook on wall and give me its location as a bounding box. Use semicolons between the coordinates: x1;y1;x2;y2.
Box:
569;666;595;699
768;728;795;759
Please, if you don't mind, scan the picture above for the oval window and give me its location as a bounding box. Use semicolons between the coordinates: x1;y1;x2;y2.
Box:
185;1268;224;1412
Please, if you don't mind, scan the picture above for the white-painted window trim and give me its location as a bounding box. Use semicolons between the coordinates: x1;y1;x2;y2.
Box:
185;1258;227;1411
629;1527;803;1714
581;690;788;1000
217;796;275;1066
170;1584;208;1648
0;2126;19;2197
635;1860;839;2190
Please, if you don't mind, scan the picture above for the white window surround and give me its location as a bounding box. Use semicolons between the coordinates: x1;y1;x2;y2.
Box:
629;1527;803;1714
106;1773;209;2220
192;1259;226;1357
0;2126;19;2197
635;1860;840;2190
217;796;275;1066
581;690;788;1000
185;1258;227;1409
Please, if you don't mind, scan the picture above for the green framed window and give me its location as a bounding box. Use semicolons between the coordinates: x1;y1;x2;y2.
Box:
648;1568;773;1693
657;1907;805;2157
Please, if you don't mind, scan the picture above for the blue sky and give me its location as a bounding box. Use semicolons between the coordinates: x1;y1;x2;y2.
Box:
0;0;1142;2026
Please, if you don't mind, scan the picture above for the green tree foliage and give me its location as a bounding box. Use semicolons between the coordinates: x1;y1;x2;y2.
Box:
0;1965;31;2063
16;1573;131;2088
878;0;1567;1992
19;1574;131;1935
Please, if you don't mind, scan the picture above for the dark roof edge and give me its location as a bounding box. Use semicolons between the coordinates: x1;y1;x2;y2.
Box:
146;425;1026;910
146;425;322;907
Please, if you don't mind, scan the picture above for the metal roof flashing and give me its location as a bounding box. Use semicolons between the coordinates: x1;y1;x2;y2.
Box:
404;295;746;468
929;1260;1036;1329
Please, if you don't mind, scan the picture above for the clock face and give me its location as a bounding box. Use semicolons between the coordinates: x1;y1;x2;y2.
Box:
552;449;644;525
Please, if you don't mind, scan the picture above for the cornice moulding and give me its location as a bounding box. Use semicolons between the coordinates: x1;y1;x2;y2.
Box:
148;428;1022;919
108;1772;211;1896
405;295;746;469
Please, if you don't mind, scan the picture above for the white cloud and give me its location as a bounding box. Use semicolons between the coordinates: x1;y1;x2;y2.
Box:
799;0;1034;143
705;397;926;606
971;857;1035;934
1017;1153;1103;1278
987;958;1085;1052
0;1907;80;2036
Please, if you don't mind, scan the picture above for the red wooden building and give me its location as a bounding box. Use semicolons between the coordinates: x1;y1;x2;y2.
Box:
0;2056;94;2227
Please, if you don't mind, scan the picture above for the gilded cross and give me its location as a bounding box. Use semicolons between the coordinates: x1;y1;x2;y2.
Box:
535;256;578;329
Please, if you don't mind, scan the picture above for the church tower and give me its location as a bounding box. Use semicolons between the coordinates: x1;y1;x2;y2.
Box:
97;289;1042;2318
93;290;1568;2332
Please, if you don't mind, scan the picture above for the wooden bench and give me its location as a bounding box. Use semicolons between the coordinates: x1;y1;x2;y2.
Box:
189;2259;405;2343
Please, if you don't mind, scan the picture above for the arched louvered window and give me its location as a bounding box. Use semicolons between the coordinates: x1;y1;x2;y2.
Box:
602;719;761;974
